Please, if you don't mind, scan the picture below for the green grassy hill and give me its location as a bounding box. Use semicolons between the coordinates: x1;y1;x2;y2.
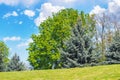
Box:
0;64;120;80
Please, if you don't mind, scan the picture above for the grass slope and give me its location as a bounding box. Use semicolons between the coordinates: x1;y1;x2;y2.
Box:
0;64;120;80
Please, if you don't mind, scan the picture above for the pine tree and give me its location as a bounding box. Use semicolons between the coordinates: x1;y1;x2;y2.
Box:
7;53;25;71
105;31;120;64
60;14;96;68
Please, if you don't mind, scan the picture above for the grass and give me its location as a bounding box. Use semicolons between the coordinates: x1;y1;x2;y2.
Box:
0;64;120;80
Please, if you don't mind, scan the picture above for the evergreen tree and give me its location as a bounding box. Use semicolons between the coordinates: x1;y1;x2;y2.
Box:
7;53;25;71
60;13;96;68
105;31;120;64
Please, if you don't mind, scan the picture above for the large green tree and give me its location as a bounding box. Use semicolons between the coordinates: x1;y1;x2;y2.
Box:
0;41;9;72
28;8;79;69
60;12;96;68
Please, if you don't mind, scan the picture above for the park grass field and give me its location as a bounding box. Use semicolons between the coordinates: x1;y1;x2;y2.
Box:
0;64;120;80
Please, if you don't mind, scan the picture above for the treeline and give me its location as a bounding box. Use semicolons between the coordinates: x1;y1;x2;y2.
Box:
27;8;120;69
0;8;120;71
0;41;26;72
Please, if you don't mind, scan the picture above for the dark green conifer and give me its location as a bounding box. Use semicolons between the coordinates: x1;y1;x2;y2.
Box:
7;53;25;71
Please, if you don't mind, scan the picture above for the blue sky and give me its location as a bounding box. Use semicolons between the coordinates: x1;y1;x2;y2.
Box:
0;0;119;63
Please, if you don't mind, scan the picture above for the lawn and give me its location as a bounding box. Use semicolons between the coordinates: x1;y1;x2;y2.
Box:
0;64;120;80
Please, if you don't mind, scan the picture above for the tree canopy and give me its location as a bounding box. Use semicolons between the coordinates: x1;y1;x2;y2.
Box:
27;8;79;69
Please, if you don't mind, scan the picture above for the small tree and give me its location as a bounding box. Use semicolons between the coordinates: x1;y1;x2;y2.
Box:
7;53;25;71
0;41;9;72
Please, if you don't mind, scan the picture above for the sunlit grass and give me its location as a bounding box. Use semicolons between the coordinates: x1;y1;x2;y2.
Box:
0;64;120;80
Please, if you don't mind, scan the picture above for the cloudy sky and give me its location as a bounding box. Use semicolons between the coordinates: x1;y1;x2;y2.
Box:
0;0;120;63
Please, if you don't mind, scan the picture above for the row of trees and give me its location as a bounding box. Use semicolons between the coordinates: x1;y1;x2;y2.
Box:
1;8;119;71
27;8;120;70
0;41;25;72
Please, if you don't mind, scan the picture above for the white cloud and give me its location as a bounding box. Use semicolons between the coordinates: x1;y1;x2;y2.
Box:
34;3;65;26
90;0;120;15
21;0;40;8
3;11;18;18
23;10;35;17
19;21;23;24
50;0;76;3
90;5;106;15
3;36;21;42
0;0;19;6
64;0;76;3
48;0;76;7
107;0;120;29
108;0;120;14
90;0;120;32
0;0;40;7
17;38;33;47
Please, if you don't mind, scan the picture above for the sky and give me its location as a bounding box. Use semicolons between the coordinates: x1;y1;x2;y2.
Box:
0;0;120;64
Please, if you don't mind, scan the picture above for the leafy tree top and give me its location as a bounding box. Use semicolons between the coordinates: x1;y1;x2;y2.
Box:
27;8;79;69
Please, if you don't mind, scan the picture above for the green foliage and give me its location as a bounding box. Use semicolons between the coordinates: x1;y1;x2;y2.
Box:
105;31;120;64
60;12;96;68
28;8;79;69
0;41;9;72
28;8;120;70
7;53;25;71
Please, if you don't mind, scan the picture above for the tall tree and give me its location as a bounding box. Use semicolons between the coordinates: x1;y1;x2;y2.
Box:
0;41;9;72
27;8;79;69
7;53;25;71
60;12;96;68
94;12;119;61
94;13;109;61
